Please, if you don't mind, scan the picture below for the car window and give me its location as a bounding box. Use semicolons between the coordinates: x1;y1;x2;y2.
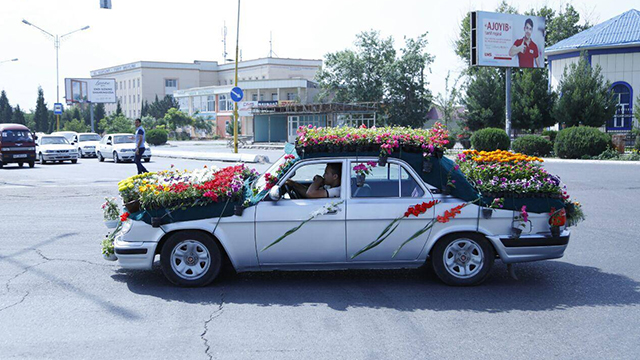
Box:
400;167;425;198
79;134;101;142
281;162;343;200
41;137;69;145
2;130;33;142
114;135;135;144
351;162;400;198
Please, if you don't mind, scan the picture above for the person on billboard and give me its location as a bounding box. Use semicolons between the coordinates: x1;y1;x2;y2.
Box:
509;18;540;68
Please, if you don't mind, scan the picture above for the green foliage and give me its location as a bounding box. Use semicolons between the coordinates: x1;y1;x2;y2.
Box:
0;90;13;123
444;134;456;150
163;108;194;130
512;69;557;131
149;95;179;119
146;128;168;145
11;105;26;125
94;103;106;124
554;54;617;128
530;4;591;48
635;135;640;151
63;118;90;133
432;72;461;128
541;130;557;143
471;128;511;151
511;135;553;156
554;127;610;159
34;87;49;133
226;119;242;136
98;115;134;134
115;101;123;116
462;68;505;130
384;33;434;127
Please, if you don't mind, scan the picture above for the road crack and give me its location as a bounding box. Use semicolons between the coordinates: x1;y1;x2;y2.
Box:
201;289;225;360
0;260;47;313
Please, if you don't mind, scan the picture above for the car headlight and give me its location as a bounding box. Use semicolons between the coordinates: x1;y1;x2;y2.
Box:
25;147;35;151
45;150;55;153
1;148;8;151
120;220;133;235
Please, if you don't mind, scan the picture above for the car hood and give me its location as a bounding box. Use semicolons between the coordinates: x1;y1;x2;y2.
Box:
112;144;137;150
78;141;100;147
38;144;76;151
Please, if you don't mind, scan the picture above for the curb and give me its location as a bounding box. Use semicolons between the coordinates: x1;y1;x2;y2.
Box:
152;150;269;164
540;158;640;165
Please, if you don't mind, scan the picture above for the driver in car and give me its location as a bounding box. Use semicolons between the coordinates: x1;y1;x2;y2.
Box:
285;163;341;198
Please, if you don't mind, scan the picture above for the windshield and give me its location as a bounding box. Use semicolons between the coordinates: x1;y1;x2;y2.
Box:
41;137;69;145
114;135;135;144
2;130;33;142
79;134;101;142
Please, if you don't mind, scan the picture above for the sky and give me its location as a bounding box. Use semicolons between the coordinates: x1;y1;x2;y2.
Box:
0;0;637;112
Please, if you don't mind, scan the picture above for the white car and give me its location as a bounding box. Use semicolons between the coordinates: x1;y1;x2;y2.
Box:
51;131;78;145
36;135;79;164
97;133;151;163
110;154;570;287
75;133;101;158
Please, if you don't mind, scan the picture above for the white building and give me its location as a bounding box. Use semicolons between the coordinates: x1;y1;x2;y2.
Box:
90;58;322;120
547;9;640;133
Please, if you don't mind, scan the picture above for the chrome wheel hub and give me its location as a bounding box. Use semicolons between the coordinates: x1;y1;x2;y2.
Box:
443;239;484;279
170;240;211;280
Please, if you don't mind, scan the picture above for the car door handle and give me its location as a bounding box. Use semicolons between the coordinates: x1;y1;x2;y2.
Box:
326;209;338;215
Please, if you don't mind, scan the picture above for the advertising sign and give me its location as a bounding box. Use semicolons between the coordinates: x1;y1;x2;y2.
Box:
64;78;117;104
471;11;545;68
238;101;257;116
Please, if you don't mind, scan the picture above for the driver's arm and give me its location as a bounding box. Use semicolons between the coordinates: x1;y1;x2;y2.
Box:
285;179;309;198
306;175;327;198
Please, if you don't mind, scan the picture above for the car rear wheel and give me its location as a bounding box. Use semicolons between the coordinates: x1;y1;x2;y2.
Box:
97;151;104;162
113;151;119;163
71;159;78;164
78;148;83;158
39;153;46;164
161;231;222;287
0;161;3;168
28;161;34;168
144;158;150;162
431;233;495;286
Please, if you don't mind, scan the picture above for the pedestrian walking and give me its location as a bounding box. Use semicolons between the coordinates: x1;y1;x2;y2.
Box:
134;118;148;174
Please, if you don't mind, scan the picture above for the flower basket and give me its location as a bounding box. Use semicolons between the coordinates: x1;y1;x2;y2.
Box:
234;204;244;216
378;155;388;167
511;226;523;238
422;158;433;173
481;208;493;219
460;138;471;149
550;226;560;238
103;253;117;261
124;199;141;213
356;174;366;187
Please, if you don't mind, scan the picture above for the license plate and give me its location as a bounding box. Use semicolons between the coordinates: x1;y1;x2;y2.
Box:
14;154;27;158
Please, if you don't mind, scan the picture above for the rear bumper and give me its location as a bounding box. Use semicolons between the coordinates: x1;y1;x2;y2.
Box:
0;152;36;163
488;229;571;264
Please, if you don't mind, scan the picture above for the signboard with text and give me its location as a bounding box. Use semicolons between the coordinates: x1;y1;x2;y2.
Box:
64;78;117;104
471;11;545;68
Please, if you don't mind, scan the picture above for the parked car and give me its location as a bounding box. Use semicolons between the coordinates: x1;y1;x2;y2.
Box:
36;135;79;164
74;132;101;158
0;123;36;168
51;131;79;145
111;154;570;287
97;133;151;163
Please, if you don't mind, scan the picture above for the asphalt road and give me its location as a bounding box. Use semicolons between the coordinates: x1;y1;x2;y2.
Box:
1;154;639;360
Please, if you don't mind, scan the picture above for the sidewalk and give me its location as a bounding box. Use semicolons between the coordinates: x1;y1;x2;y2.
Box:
152;149;270;163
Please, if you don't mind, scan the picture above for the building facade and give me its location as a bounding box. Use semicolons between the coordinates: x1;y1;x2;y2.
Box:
547;9;640;133
90;58;322;120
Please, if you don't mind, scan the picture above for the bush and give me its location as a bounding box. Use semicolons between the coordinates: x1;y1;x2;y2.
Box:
63;118;89;133
541;130;557;143
554;127;611;159
511;135;553;157
635;134;640;151
470;128;510;151
146;128;168;145
444;134;456;150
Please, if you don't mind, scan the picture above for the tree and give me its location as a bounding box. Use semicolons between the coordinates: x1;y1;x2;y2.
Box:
462;67;505;131
34;87;49;133
511;69;557;132
149;95;179;119
0;90;13;123
433;72;462;128
98;114;134;134
115;101;123;116
140;100;150;117
63;118;90;133
163;108;194;130
384;34;434;127
554;54;617;128
11;105;26;125
94;103;106;123
226;119;241;136
316;30;395;103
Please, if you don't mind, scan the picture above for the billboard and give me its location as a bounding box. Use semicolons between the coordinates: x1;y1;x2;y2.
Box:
64;78;116;104
471;11;545;68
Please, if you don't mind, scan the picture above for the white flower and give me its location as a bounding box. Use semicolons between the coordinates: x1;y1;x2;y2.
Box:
308;200;344;218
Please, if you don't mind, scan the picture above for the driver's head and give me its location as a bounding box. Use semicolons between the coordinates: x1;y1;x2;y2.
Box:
323;163;342;187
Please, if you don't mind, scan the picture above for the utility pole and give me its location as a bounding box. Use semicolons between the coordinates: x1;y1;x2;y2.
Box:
233;0;241;153
222;21;228;62
22;20;89;132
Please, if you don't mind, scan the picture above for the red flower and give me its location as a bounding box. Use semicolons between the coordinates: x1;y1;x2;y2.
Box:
120;212;130;222
403;200;440;218
436;204;465;223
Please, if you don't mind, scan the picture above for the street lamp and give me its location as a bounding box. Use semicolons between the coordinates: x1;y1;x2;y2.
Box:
0;58;18;65
22;19;90;131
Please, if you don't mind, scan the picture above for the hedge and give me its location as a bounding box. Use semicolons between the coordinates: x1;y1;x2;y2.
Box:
146;128;168;146
511;135;553;157
470;128;510;152
554;126;610;159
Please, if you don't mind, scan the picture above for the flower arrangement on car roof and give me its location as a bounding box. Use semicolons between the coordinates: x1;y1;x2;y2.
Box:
117;164;259;211
295;122;450;160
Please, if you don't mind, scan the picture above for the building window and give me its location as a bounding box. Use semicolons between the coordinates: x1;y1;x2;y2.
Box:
611;82;632;129
260;93;264;101
165;79;177;87
272;93;278;101
219;94;230;112
193;96;202;112
137;78;140;87
262;76;266;79
207;95;216;112
178;97;190;112
115;82;118;90
252;93;257;101
138;94;140;103
287;92;296;100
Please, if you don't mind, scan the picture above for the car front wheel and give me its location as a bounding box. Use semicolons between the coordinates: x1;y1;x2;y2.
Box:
39;153;46;164
97;151;104;162
431;233;495;286
161;231;222;287
113;151;119;163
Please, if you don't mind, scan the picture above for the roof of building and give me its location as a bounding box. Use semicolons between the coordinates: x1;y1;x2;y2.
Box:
547;9;640;54
252;102;379;115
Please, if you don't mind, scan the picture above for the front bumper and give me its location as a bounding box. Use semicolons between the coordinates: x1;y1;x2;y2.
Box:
42;153;78;161
114;235;158;270
488;229;571;264
80;148;97;157
117;151;151;161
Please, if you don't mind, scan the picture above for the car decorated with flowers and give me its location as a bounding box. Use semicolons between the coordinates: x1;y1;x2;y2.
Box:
105;123;582;287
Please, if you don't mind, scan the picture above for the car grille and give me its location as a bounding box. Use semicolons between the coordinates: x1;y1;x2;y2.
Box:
54;150;69;153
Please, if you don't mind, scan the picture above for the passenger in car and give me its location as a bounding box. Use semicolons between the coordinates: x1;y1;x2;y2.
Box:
286;163;342;198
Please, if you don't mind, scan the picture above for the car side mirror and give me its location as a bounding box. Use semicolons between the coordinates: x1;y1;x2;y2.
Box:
269;186;281;201
107;141;112;145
